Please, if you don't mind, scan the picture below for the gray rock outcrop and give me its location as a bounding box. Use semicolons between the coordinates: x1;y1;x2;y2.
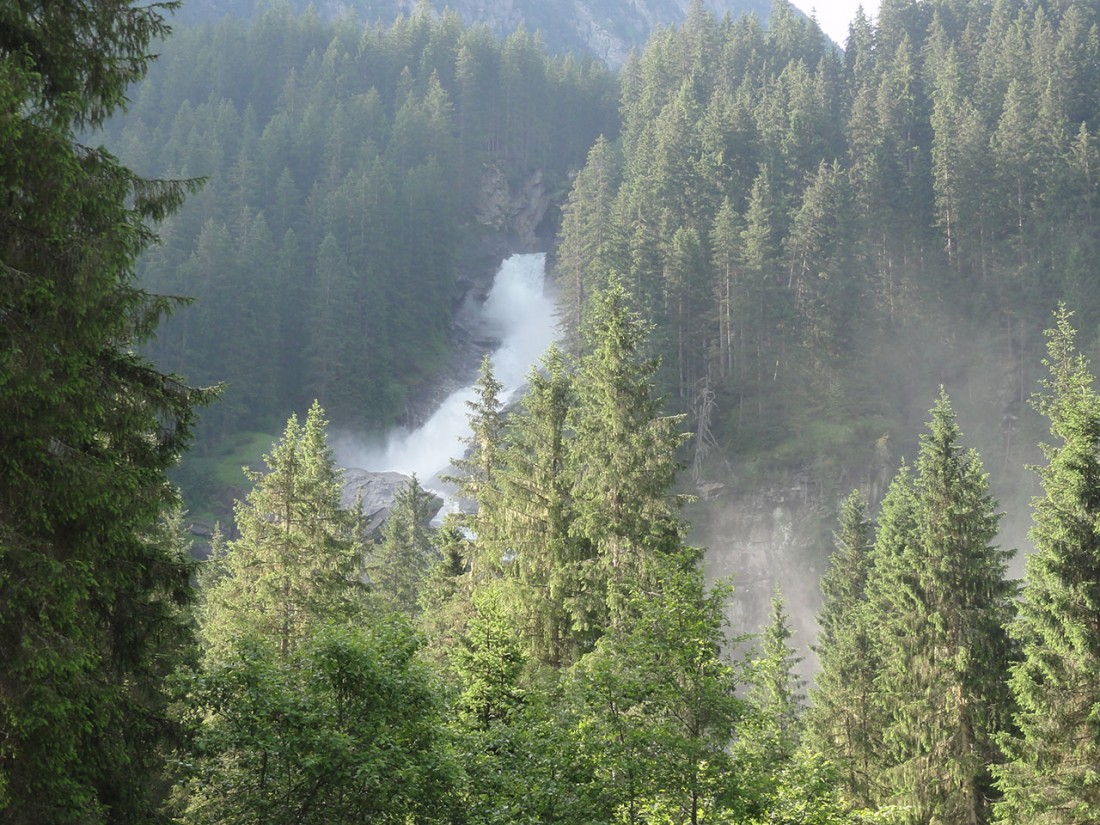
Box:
340;468;444;536
476;166;550;250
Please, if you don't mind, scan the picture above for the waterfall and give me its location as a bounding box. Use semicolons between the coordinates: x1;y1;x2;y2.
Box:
337;253;558;487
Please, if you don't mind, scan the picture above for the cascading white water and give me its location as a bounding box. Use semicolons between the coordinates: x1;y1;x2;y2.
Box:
338;253;558;485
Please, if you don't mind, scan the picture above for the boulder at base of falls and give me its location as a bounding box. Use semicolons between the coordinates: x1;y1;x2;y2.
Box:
340;469;443;538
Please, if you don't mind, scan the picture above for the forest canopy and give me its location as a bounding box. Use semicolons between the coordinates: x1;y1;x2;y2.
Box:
9;0;1100;822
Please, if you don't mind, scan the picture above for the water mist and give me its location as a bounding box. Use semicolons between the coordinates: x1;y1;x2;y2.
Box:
336;253;558;489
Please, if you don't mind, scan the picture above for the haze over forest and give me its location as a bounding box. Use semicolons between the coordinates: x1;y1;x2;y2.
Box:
8;0;1100;823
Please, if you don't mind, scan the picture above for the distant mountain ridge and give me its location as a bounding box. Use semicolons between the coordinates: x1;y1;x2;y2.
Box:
174;0;790;65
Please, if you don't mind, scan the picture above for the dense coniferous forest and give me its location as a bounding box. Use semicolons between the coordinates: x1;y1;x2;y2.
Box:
100;2;617;452
170;0;778;66
557;0;1100;493
11;0;1100;823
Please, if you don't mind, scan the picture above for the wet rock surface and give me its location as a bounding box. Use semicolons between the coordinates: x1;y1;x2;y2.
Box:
340;468;444;537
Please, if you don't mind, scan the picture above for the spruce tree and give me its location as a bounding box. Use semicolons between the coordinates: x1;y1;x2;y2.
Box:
869;393;1015;824
416;515;474;671
745;587;805;768
557;135;624;343
806;490;882;807
447;355;506;581
568;276;687;629
568;551;745;825
198;401;364;660
497;346;586;667
182;404;457;823
996;308;1100;823
370;474;439;617
0;3;209;820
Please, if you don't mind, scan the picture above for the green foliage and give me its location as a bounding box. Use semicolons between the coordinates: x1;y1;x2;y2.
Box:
995;307;1100;822
554;0;1100;489
569;277;688;628
865;393;1016;823
744;588;806;767
807;491;883;807
369;474;440;617
39;1;1100;820
0;1;210;820
566;553;748;824
496;346;585;668
171;429;278;519
744;751;907;825
416;514;476;672
176;621;458;824
103;5;617;468
557;136;624;345
453;584;527;729
447;355;507;581
198;402;365;660
449;585;601;824
183;404;458;822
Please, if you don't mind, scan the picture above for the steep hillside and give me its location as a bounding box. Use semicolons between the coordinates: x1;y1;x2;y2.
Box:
174;0;783;64
554;0;1100;644
101;7;617;520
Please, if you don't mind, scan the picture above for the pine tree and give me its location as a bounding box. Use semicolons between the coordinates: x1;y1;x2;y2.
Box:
307;232;359;412
0;2;209;820
806;490;882;807
453;584;527;730
181;404;458;823
710;197;743;381
784;160;856;381
446;355;506;581
416;514;472;668
198;401;364;660
739;166;787;396
568;277;687;629
745;587;805;768
370;474;439;617
869;393;1016;823
568;551;745;825
663;224;710;402
497;346;586;667
995;307;1100;823
556;138;624;344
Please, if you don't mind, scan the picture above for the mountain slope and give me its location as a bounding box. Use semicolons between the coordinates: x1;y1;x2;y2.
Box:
174;0;787;65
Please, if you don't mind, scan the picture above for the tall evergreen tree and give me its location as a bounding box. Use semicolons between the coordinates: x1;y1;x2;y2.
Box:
806;490;882;807
369;474;439;617
0;3;209;820
996;307;1100;823
182;403;456;823
568;552;746;825
198;401;364;660
710;196;743;381
663;224;710;402
447;355;506;581
739;166;787;397
745;587;805;768
569;277;686;629
497;346;585;667
869;393;1016;824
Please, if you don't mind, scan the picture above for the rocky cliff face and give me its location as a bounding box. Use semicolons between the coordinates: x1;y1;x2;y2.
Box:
476;166;550;251
694;473;830;656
